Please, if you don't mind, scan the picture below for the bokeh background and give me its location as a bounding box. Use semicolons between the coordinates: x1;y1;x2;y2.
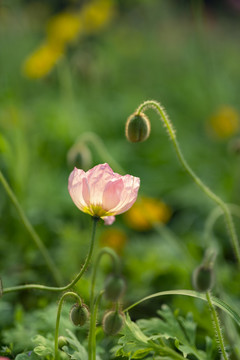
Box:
1;0;240;357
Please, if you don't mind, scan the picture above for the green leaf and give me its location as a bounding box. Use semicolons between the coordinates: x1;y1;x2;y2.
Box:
15;352;41;360
62;330;88;360
115;313;153;359
137;305;210;360
116;306;216;360
32;334;54;357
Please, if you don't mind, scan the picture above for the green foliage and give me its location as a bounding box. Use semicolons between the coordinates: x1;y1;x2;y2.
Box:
114;306;215;359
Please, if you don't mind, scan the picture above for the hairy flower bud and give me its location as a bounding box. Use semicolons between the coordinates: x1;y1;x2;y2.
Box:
58;336;68;349
125;112;151;143
102;310;125;336
70;303;89;326
192;264;214;292
104;274;126;302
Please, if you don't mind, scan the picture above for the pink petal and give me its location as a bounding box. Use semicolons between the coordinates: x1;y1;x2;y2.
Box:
68;168;90;211
86;163;115;205
111;175;140;214
103;216;116;225
102;178;124;211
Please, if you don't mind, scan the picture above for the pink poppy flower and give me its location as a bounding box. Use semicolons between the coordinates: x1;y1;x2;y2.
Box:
68;163;140;223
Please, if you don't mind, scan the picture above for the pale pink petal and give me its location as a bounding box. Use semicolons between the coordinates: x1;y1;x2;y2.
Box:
111;175;140;214
103;216;116;225
68;168;90;212
86;163;117;205
102;179;124;211
68;163;140;220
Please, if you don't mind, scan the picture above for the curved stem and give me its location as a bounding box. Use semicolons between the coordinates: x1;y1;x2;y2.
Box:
0;171;62;286
206;291;229;360
123;289;240;328
54;291;82;360
88;248;120;359
90;247;121;309
136;100;240;266
204;204;240;242
2;217;99;295
79;132;125;174
88;291;104;360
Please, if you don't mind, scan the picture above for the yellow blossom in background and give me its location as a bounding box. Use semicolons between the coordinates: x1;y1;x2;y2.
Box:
81;0;114;32
99;228;127;255
124;196;172;231
47;12;82;46
208;106;239;139
23;42;63;79
22;0;114;79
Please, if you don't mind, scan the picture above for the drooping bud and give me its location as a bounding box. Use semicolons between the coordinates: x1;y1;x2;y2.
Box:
67;142;92;170
192;264;215;292
104;274;126;302
102;310;125;336
125;112;151;143
58;336;68;349
70;303;89;326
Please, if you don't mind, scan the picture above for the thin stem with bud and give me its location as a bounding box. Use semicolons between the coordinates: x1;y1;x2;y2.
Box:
134;100;240;266
54;291;82;360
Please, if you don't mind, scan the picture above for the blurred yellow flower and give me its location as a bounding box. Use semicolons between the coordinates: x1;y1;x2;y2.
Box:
81;0;114;32
47;12;82;46
22;0;114;79
124;196;171;231
99;228;127;255
23;42;63;79
208;106;239;139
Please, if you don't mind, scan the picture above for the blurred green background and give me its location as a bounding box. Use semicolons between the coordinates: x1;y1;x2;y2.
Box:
1;0;240;356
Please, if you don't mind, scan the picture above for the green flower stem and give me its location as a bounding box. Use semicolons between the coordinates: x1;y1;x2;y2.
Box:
206;291;229;360
79;132;125;174
54;291;82;360
136;100;240;266
0;171;62;286
2;217;99;295
90;247;121;308
204;204;240;242
123;289;240;328
88;248;120;360
88;291;104;360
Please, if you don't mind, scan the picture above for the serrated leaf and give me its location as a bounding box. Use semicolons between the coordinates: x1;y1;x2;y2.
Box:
63;330;88;360
32;334;54;357
137;305;211;360
115;313;154;358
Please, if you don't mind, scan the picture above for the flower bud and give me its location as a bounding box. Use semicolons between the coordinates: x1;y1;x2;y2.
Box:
70;303;89;326
58;336;68;349
125;112;151;143
104;274;126;302
102;310;125;336
192;264;214;292
67;143;92;171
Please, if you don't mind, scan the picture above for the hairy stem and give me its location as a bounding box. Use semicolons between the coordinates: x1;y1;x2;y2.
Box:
0;171;62;286
206;291;229;360
54;291;82;360
88;291;104;360
136;100;240;266
88;248;120;359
